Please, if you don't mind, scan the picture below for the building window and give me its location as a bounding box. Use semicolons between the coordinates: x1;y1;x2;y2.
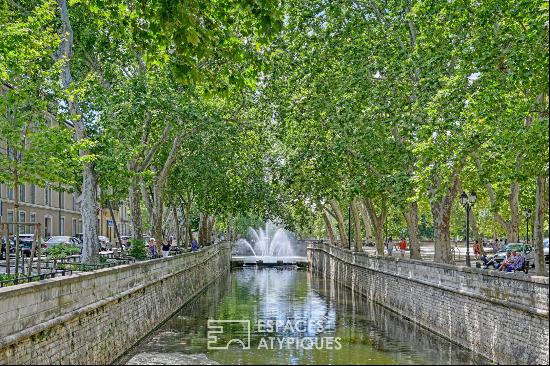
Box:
45;185;52;206
7;184;14;200
7;211;14;235
60;217;65;236
30;185;36;204
30;213;36;234
72;218;77;236
0;183;2;198
72;195;77;211
19;184;25;203
18;211;26;233
44;216;52;238
59;191;65;209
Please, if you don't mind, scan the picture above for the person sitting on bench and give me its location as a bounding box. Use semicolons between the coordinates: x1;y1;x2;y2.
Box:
481;253;501;269
505;251;525;272
499;250;519;271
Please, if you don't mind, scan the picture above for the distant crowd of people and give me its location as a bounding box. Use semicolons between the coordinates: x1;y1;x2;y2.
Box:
146;235;201;259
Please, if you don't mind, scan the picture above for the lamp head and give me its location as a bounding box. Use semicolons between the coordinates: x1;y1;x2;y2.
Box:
460;191;468;206
469;191;476;204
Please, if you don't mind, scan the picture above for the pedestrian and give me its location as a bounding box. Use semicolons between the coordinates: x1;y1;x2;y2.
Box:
473;240;481;260
162;240;171;258
399;238;407;257
493;238;500;252
386;238;394;256
148;238;157;259
191;237;199;252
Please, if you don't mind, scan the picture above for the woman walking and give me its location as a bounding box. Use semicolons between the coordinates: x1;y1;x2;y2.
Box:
162;240;171;258
148;238;158;259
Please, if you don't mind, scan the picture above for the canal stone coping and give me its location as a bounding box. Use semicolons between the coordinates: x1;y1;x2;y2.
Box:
0;244;226;341
0;242;231;365
308;242;549;365
307;242;549;314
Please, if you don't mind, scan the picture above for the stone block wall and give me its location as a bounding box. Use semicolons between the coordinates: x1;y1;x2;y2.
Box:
0;242;231;365
308;243;549;365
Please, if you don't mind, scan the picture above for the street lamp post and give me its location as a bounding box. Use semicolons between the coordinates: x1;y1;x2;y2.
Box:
522;209;532;244
460;191;476;267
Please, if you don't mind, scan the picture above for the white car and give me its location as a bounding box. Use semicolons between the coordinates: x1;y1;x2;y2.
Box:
44;236;81;251
98;236;112;251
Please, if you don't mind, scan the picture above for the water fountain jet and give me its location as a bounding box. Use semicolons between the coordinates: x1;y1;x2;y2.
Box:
232;222;305;265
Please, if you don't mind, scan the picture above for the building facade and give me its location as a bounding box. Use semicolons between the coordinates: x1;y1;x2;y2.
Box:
0;182;81;238
0;182;131;241
98;204;132;243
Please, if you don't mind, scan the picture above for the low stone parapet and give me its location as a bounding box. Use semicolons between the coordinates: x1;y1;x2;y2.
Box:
0;242;231;365
308;243;549;365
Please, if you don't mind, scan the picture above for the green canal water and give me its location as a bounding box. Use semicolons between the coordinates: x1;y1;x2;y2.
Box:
118;268;489;365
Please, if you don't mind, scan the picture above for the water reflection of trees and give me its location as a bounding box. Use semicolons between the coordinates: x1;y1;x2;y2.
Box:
122;269;489;365
310;273;489;365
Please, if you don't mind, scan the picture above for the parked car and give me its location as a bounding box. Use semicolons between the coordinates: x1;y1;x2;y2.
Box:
118;236;131;250
12;234;46;257
98;236;112;251
544;238;549;264
75;234;116;251
44;236;81;252
1;238;15;260
493;243;535;265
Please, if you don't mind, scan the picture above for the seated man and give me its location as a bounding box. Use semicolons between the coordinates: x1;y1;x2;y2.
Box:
481;253;501;269
481;254;496;269
505;251;525;272
498;250;518;272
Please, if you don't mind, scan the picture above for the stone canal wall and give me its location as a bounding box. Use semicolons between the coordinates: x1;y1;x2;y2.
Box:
308;243;549;365
0;242;231;365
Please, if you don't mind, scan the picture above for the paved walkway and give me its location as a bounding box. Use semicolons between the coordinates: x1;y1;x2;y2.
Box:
362;242;474;264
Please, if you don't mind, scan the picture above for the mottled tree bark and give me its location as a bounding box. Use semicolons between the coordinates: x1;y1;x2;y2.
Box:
321;209;336;246
329;199;348;247
351;200;363;252
150;135;182;252
153;182;163;253
207;215;215;245
534;175;549;275
430;166;463;264
403;201;421;259
56;0;99;263
359;203;372;243
129;177;143;240
199;213;208;246
172;205;181;248
364;197;387;256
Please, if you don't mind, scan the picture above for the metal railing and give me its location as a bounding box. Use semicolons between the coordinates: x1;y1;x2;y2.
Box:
450;247;461;262
0;269;73;288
